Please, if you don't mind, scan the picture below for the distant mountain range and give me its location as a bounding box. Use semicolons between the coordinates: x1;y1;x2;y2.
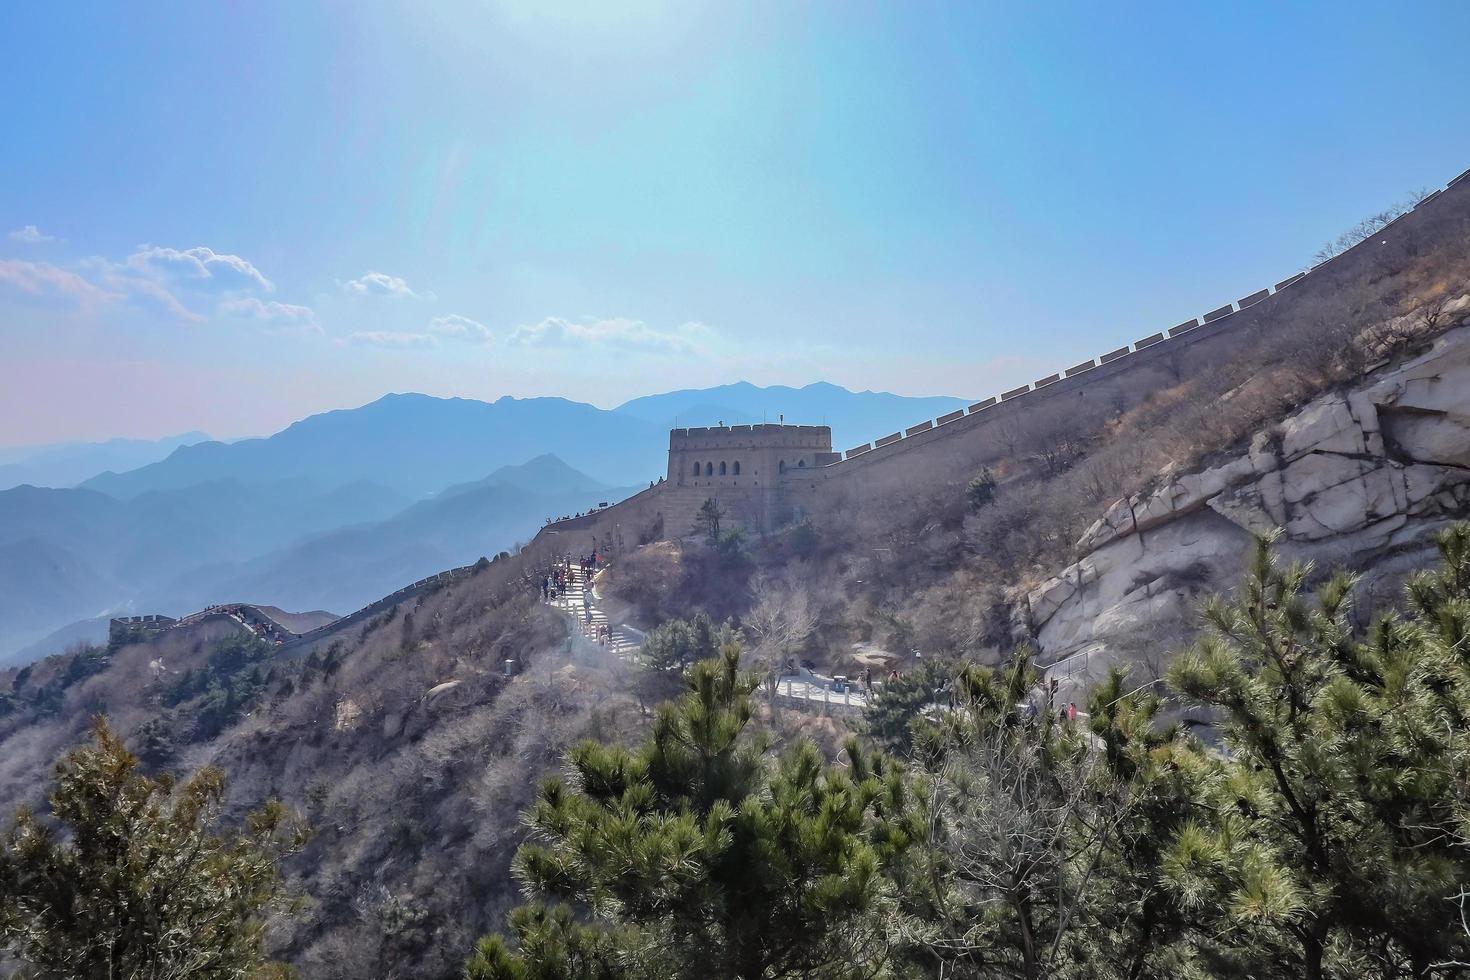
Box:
614;381;968;445
0;381;966;664
0;431;212;490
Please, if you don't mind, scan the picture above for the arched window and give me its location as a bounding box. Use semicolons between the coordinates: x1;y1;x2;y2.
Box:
719;461;727;476
691;461;700;476
705;462;714;476
778;460;786;474
732;461;740;475
798;459;806;468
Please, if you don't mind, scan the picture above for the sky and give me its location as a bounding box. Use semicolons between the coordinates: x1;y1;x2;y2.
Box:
2;1;1469;447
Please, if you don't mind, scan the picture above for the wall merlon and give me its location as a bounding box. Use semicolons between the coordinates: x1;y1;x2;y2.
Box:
936;409;965;425
1001;385;1030;400
1449;167;1470;187
846;444;872;457
1134;333;1164;349
970;397;997;412
1238;288;1270;308
1033;373;1060;388
1417;189;1442;207
1169;322;1198;337
874;432;902;448
1064;360;1096;377
906;420;933;435
1099;347;1129;364
729;424;751;433
1203;304;1234;323
1275;273;1306;291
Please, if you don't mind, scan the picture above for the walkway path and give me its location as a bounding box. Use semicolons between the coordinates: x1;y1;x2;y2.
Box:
538;560;868;713
545;565;644;664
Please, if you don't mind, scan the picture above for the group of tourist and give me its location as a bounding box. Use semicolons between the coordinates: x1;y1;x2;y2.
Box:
534;552;623;648
536;552;602;604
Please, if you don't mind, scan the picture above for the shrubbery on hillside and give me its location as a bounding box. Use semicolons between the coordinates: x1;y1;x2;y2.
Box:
471;525;1470;979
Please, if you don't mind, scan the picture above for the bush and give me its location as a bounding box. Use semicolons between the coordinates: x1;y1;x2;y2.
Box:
0;718;307;978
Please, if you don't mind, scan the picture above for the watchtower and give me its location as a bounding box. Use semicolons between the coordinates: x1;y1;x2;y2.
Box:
666;423;838;532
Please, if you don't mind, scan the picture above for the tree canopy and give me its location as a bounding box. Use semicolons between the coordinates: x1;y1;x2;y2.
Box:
0;717;308;980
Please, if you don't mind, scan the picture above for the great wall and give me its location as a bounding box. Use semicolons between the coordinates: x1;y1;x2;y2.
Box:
114;163;1470;663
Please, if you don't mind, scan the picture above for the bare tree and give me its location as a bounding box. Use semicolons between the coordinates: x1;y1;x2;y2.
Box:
745;574;821;704
906;713;1127;980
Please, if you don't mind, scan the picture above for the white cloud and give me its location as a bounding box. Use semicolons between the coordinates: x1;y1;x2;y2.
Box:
218;297;321;333
508;316;712;354
0;259;118;306
8;225;58;244
126;245;274;292
345;330;438;349
427;313;491;343
340;271;435;301
1;239;318;333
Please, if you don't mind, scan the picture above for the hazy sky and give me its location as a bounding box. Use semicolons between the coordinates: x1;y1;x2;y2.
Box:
3;1;1468;446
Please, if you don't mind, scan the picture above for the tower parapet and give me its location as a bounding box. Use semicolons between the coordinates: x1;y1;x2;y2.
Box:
663;423;833;531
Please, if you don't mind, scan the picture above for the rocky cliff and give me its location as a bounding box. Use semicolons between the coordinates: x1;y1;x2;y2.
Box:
1028;316;1470;695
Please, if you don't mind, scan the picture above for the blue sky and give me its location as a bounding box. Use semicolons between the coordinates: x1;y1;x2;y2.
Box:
2;1;1468;446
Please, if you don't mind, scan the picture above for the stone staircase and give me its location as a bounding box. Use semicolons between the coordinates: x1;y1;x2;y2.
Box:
544;567;644;664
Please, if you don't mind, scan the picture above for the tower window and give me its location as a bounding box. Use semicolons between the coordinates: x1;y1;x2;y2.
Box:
798;459;806;468
732;461;740;475
691;461;700;476
779;460;786;474
719;461;727;475
705;462;714;476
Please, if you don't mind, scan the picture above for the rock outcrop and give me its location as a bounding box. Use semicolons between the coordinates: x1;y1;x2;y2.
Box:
1027;322;1470;690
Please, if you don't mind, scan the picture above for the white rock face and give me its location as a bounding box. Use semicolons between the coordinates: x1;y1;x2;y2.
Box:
1029;325;1470;694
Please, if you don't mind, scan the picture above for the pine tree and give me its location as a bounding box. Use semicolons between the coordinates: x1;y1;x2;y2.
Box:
0;716;308;979
1165;529;1470;978
466;646;915;980
859;657;951;754
1076;669;1207;980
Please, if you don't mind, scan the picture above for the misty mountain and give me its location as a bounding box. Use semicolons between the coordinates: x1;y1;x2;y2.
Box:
183;456;630;614
0;431;211;490
613;381;968;448
81;394;669;500
0;478;412;663
436;453;614;500
79;384;969;501
0;455;619;665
